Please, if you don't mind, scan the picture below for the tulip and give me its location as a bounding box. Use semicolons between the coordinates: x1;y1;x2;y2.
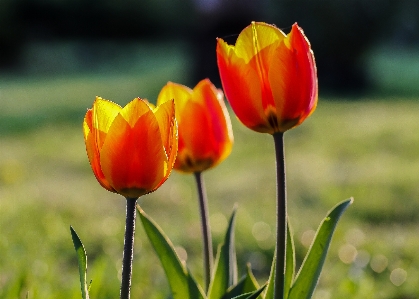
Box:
157;79;233;173
157;79;233;290
218;22;318;299
83;96;178;199
217;22;318;134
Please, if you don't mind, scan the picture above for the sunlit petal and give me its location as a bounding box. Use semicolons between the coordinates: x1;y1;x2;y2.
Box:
83;109;115;192
91;97;121;149
119;98;153;128
157;82;191;116
99;110;166;198
192;79;233;161
217;41;271;133
235;22;286;63
154;99;178;171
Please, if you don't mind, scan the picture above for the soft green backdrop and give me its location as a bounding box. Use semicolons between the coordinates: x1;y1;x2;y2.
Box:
0;45;418;299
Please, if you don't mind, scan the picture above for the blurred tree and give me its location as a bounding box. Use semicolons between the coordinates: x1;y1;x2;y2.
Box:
389;0;419;45
1;0;418;94
15;0;193;39
269;0;401;93
0;0;22;69
188;0;269;88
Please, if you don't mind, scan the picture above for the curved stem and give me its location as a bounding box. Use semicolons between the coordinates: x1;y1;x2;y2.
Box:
273;132;287;299
194;171;213;292
120;197;138;299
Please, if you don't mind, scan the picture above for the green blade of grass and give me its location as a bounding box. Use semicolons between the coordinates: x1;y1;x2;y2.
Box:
288;198;353;299
70;226;90;299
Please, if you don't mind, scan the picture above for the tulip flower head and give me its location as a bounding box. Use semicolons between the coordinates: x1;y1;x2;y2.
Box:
157;79;233;173
217;22;318;134
83;97;178;198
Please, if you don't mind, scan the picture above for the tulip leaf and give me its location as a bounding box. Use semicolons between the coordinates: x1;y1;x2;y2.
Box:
138;206;205;299
242;263;260;294
221;275;248;299
208;208;238;299
288;198;353;299
222;263;260;299
230;285;266;299
70;226;90;299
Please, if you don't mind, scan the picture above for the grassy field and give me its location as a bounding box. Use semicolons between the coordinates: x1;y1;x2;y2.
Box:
1;72;419;299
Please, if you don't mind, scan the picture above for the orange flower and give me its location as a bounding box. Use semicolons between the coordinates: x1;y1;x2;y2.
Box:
83;97;178;198
217;22;318;134
157;79;233;173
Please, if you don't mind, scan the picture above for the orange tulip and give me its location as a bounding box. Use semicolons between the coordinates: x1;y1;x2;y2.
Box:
83;97;178;198
217;22;318;134
157;79;233;173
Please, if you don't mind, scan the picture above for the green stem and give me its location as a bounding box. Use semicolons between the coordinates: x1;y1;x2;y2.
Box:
273;132;287;299
194;171;213;291
120;197;138;299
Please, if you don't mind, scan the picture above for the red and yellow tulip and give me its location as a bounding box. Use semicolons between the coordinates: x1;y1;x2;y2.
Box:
217;22;318;134
83;97;178;198
157;79;233;173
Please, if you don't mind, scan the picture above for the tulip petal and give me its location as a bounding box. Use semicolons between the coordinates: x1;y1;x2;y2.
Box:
192;79;233;163
288;24;318;118
193;79;232;144
157;82;191;115
235;22;286;63
155;82;187;169
119;98;154;128
177;100;213;171
83;109;115;192
153;99;178;179
268;42;300;131
100;110;167;198
217;40;272;133
91;97;121;148
269;24;317;131
247;41;285;124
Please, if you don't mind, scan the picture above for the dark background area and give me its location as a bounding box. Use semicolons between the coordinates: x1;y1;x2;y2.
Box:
1;0;419;95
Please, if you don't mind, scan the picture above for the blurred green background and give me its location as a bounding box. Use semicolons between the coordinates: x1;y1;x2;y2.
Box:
1;0;419;298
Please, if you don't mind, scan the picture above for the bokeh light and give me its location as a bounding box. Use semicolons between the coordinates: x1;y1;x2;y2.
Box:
338;243;357;264
390;268;407;286
370;254;388;273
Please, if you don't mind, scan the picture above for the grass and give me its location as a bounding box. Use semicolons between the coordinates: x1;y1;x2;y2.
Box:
1;72;419;299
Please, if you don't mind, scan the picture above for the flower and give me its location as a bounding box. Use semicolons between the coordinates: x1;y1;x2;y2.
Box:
157;79;233;173
83;97;178;198
216;22;318;134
